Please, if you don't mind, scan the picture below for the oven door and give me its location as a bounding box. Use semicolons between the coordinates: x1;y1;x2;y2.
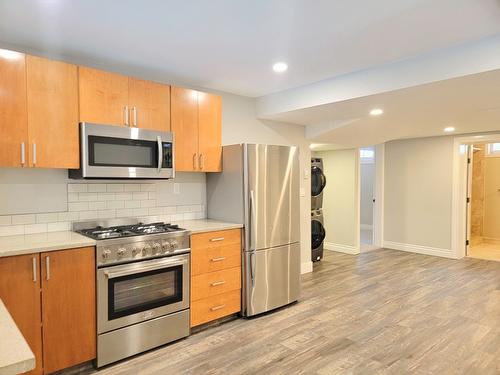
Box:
97;254;189;334
71;122;174;179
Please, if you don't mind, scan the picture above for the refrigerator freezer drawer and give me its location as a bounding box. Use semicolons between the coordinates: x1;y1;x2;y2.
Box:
243;242;300;316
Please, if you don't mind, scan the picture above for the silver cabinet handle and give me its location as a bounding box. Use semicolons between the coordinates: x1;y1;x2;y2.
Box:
124;105;129;126
32;143;37;166
32;257;37;282
210;304;225;311
21;142;25;166
157;136;163;172
211;257;226;262
211;281;226;287
193;153;198;170
132;106;137;127
45;256;50;280
199;154;204;170
210;237;225;242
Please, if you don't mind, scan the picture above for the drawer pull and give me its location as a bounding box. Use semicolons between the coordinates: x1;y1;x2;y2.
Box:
210;304;226;311
211;257;226;262
211;280;226;287
210;237;225;242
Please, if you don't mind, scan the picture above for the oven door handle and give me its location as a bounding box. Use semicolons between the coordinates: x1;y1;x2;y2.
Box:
157;136;163;173
103;257;187;279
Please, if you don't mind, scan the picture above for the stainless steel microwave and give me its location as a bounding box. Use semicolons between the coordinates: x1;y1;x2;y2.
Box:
69;123;174;179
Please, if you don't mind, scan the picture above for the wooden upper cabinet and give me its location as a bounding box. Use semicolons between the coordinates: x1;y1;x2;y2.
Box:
0;49;28;168
26;55;79;169
41;247;96;373
198;92;222;172
129;78;170;131
171;86;199;171
79;66;129;126
0;254;43;375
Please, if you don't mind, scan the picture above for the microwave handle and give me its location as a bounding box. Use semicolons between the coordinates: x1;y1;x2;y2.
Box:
157;136;163;172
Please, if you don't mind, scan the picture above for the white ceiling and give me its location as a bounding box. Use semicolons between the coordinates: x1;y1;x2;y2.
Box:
1;0;500;97
298;69;500;149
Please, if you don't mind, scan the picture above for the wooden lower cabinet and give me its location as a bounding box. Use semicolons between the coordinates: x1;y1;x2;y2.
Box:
0;247;96;374
41;247;96;373
0;254;43;375
190;228;242;327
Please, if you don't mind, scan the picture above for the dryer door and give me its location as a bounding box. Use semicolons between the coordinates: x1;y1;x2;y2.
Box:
311;166;326;197
311;219;326;250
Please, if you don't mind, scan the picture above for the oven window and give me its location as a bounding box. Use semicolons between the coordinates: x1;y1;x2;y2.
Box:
89;136;157;168
108;266;183;320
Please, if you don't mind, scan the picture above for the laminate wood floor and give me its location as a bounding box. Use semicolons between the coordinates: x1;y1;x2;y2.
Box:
91;249;500;375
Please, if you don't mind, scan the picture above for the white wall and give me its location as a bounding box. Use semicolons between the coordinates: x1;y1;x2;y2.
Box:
220;93;312;273
360;162;375;227
384;136;454;254
314;149;359;253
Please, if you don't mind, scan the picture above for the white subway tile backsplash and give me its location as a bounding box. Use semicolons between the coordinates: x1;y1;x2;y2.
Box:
133;208;148;216
79;211;98;220
107;184;124;193
164;206;177;215
141;184;156;192
176;205;191;214
88;201;106;210
36;213;59;223
58;212;79;222
0;216;11;226
124;200;141;209
68;184;87;193
68;202;89;212
87;184;107;193
98;209;116;219
172;213;184;221
78;193;98;202
124;184;141;192
115;192;133;201
47;222;70;232
116;208;134;218
0;225;24;236
98;193;115;201
68;193;79;202
133;192;148;200
148;207;163;216
12;214;36;225
141;200;156;208
25;223;47;234
183;212;196;220
107;201;125;209
148;192;156;200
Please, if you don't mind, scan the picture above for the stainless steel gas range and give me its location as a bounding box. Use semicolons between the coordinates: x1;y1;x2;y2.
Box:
74;219;190;367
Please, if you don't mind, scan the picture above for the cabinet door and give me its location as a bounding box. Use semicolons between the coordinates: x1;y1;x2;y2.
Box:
0;254;43;375
129;78;170;131
171;86;199;171
26;55;79;169
79;66;129;126
41;247;96;373
0;49;28;168
198;92;222;172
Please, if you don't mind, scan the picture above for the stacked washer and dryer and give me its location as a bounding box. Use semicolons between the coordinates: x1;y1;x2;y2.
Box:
311;158;326;262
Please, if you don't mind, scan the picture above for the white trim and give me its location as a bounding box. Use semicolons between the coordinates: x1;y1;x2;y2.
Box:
325;242;360;255
360;224;373;230
452;132;500;259
383;241;455;259
301;261;313;274
373;144;385;248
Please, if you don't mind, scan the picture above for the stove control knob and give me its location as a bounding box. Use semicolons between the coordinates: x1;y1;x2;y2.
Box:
131;247;139;257
170;240;179;250
117;248;126;257
152;242;161;254
102;249;111;260
143;244;151;255
162;240;171;252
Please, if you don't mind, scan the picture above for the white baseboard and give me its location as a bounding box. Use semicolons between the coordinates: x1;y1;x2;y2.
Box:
383;241;455;259
360;224;373;230
301;261;313;274
324;242;360;255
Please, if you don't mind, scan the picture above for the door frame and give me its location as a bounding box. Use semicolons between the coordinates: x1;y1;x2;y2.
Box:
357;143;385;251
451;133;500;258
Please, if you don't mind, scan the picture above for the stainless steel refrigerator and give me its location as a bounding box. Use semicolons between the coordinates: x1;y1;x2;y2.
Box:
207;144;301;317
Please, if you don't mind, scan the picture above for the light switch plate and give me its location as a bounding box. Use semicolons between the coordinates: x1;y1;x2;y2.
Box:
300;187;305;197
304;168;309;179
173;183;180;194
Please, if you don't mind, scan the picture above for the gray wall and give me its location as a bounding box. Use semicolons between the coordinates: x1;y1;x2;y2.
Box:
384;136;454;249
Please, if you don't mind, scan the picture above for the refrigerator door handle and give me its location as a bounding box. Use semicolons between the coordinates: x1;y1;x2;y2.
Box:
249;189;256;287
250;252;255;287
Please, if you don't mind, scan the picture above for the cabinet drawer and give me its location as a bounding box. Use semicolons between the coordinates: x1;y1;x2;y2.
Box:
191;267;241;302
192;242;241;276
192;229;241;250
190;289;241;327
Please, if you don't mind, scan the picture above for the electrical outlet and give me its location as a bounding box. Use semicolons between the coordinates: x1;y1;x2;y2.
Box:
173;183;180;194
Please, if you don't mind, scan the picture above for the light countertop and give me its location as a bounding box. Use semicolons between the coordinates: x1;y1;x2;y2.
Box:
0;219;242;257
0;300;35;375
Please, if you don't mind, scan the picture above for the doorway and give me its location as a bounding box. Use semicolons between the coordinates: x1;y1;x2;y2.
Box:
466;142;500;261
359;147;377;251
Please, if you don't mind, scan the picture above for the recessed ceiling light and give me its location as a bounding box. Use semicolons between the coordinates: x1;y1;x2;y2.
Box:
272;62;288;73
444;126;455;133
369;108;384;116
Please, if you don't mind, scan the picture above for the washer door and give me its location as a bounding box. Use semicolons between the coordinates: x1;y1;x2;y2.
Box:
311;166;326;197
311;219;326;250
